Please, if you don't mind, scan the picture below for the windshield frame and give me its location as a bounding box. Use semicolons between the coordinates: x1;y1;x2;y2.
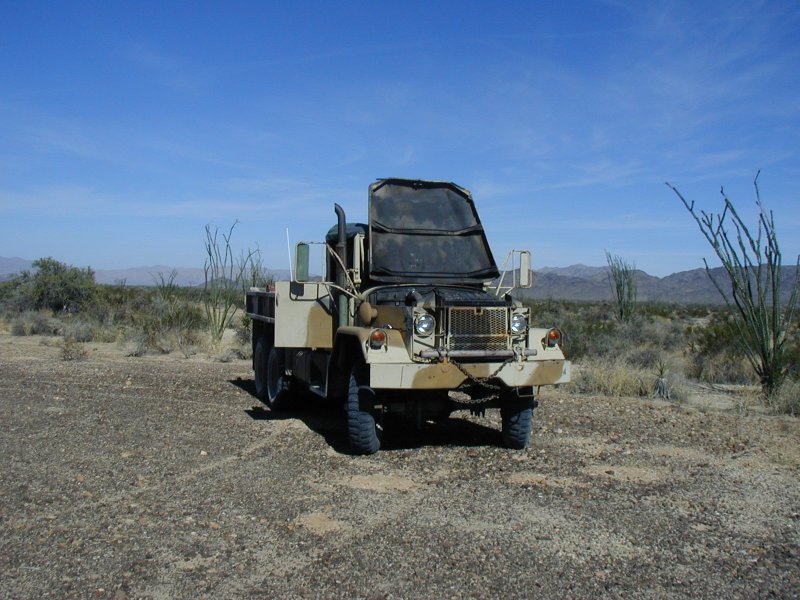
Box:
367;178;500;284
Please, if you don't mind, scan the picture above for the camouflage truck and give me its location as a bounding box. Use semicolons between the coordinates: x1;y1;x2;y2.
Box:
245;178;570;454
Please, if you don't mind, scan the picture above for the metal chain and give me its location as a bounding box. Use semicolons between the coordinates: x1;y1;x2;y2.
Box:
448;357;514;404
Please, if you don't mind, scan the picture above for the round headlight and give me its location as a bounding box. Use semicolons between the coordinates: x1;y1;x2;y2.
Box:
510;313;527;335
415;313;435;337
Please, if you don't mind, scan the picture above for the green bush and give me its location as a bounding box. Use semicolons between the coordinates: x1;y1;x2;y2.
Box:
7;258;97;313
122;276;206;356
686;312;757;385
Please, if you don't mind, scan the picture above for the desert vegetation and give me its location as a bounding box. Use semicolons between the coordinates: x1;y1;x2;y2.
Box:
669;174;800;397
605;251;637;322
1;205;798;415
528;297;799;414
0;221;275;361
1;258;797;414
0;257;253;361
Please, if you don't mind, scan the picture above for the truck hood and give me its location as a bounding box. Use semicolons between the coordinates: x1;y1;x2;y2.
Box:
368;179;500;284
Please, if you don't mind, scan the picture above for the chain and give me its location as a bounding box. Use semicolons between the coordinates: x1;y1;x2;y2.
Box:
447;356;514;404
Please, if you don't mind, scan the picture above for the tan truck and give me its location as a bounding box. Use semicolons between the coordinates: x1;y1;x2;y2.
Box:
245;178;570;453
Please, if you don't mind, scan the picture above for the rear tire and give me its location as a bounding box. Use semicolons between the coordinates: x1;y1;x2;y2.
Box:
346;359;380;454
253;336;269;401
266;346;291;410
501;396;535;449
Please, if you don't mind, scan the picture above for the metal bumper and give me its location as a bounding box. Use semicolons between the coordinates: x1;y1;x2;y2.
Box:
418;349;538;360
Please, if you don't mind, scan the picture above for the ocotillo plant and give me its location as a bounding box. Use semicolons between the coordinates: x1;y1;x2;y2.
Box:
668;173;799;396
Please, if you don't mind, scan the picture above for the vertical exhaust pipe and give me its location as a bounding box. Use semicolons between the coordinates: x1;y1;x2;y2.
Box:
334;204;348;330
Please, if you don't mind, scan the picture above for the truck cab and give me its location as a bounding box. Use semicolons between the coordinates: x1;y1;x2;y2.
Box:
246;178;570;454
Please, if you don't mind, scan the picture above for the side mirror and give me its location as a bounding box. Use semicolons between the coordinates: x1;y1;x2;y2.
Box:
518;250;532;288
295;243;310;282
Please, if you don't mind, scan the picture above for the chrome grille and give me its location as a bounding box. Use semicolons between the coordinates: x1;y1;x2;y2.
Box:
447;307;509;351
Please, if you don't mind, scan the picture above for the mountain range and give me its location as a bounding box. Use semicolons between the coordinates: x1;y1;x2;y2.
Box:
1;256;797;305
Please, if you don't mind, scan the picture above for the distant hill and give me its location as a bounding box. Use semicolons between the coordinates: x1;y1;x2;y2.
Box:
0;257;33;282
521;263;798;305
1;256;796;304
0;257;291;287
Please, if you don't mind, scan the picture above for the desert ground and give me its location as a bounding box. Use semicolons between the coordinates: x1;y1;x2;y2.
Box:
1;332;798;599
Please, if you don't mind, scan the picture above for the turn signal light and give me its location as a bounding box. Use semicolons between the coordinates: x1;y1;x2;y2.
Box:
369;328;388;350
545;328;562;348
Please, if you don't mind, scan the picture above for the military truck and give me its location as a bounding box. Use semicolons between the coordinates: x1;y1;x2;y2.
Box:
245;178;570;454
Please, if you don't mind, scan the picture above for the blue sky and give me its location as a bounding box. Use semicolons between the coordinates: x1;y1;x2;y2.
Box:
1;1;798;277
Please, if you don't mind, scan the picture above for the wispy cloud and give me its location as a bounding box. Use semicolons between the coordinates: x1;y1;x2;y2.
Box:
120;42;213;94
563;214;685;231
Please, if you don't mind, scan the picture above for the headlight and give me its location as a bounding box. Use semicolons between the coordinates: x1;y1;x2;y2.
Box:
414;313;435;337
510;313;527;335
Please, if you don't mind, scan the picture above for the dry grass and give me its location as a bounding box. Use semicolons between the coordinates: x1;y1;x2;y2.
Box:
767;379;800;416
568;357;652;398
60;337;89;361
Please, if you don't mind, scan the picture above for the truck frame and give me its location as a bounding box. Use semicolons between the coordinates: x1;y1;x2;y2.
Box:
246;178;570;453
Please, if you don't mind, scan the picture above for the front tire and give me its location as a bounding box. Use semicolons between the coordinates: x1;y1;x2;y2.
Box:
346;359;380;454
501;396;535;449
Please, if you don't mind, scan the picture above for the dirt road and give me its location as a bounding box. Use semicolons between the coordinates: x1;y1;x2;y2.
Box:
1;333;798;599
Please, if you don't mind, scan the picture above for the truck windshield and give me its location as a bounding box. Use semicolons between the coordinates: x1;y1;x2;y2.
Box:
368;179;500;284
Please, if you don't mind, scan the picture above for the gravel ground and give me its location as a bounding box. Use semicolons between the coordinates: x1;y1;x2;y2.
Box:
1;333;799;599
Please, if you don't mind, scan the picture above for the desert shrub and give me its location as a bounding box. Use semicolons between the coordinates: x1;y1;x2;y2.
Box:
10;311;63;336
229;313;253;359
213;347;247;363
671;175;799;395
626;346;664;369
689;353;755;385
686;312;757;385
648;316;687;350
568;358;652;397
126;297;205;354
63;319;96;343
528;300;695;364
529;301;616;360
767;379;800;416
663;371;691;402
8;258;97;313
783;321;800;381
60;337;88;361
606;252;637;322
121;274;206;356
640;303;712;320
204;222;254;345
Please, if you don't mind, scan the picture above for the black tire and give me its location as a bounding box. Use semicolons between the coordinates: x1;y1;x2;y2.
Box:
266;346;291;411
346;359;380;454
501;396;535;449
253;336;269;401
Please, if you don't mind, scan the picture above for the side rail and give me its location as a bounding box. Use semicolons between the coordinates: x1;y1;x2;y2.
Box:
245;289;276;324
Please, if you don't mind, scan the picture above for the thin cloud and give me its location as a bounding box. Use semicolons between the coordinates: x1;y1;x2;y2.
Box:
564;214;684;231
120;42;213;94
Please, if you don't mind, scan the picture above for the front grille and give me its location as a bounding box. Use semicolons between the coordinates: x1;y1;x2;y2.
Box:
446;307;509;351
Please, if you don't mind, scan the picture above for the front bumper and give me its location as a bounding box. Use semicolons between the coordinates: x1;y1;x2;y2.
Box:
369;358;571;390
